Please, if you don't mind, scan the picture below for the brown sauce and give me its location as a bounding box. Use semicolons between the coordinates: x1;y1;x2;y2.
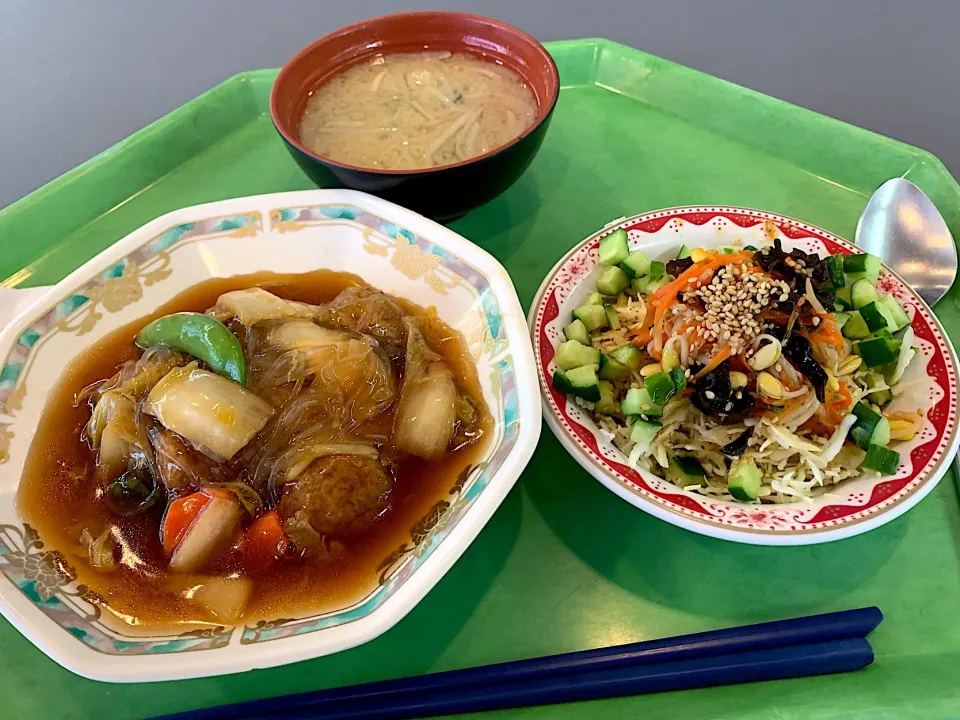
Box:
16;271;491;632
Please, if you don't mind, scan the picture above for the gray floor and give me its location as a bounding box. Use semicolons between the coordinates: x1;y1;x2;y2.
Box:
1;0;958;210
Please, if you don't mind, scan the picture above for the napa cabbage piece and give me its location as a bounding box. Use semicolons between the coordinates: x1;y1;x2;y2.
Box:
83;346;186;405
889;326;916;385
85;390;135;450
394;318;457;459
761;419;823;454
86;391;139;475
144;364;274;461
84;347;186;451
80;527;118;573
210;288;317;326
280;442;380;484
84;347;189;482
267;320;347;353
818;414;859;464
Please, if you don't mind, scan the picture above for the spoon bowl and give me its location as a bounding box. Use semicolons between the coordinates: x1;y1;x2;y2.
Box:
855;178;957;307
856;178;960;492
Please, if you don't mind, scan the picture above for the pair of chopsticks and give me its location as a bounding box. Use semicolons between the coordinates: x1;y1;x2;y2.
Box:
156;607;881;720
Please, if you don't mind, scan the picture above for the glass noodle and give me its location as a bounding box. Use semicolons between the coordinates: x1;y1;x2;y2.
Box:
298;52;537;170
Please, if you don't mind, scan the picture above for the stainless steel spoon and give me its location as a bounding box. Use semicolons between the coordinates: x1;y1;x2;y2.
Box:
855;177;958;485
855;178;957;307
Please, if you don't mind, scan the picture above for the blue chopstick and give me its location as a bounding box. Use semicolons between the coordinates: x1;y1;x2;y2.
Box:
286;637;874;720
157;607;880;720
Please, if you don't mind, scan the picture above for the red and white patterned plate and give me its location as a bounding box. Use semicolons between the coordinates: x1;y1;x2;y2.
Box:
529;207;960;545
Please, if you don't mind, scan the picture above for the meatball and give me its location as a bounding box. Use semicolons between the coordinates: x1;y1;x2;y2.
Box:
319;287;408;357
279;455;392;537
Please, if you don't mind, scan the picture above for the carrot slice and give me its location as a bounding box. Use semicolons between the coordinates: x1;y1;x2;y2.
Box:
161;487;236;556
692;344;732;381
246;510;289;568
162;492;212;556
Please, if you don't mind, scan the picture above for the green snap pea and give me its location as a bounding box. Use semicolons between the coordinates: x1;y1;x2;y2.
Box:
136;312;246;385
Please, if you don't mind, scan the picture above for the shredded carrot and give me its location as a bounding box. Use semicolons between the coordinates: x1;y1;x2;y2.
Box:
835;380;852;406
764;311;792;325
824;380;853;425
649;252;750;308
773;395;806;421
692;344;732;380
810;314;844;347
651;305;667;357
632;299;655;339
648;254;748;348
635;252;753;351
802;415;835;436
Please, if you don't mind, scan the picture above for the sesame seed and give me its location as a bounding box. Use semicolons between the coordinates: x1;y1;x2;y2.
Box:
688;263;784;351
705;390;716;399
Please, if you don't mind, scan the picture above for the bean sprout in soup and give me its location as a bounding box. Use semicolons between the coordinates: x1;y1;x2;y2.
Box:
298;52;538;170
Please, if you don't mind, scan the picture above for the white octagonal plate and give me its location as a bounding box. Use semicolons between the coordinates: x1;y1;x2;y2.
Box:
0;189;540;681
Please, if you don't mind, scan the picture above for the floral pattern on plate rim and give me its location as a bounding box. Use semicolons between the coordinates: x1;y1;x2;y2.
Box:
533;207;959;535
0;204;519;653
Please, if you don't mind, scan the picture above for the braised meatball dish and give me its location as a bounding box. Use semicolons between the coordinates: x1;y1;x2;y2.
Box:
17;271;491;629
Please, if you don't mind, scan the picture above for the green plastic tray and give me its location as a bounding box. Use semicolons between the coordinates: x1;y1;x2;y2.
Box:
3;39;960;719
